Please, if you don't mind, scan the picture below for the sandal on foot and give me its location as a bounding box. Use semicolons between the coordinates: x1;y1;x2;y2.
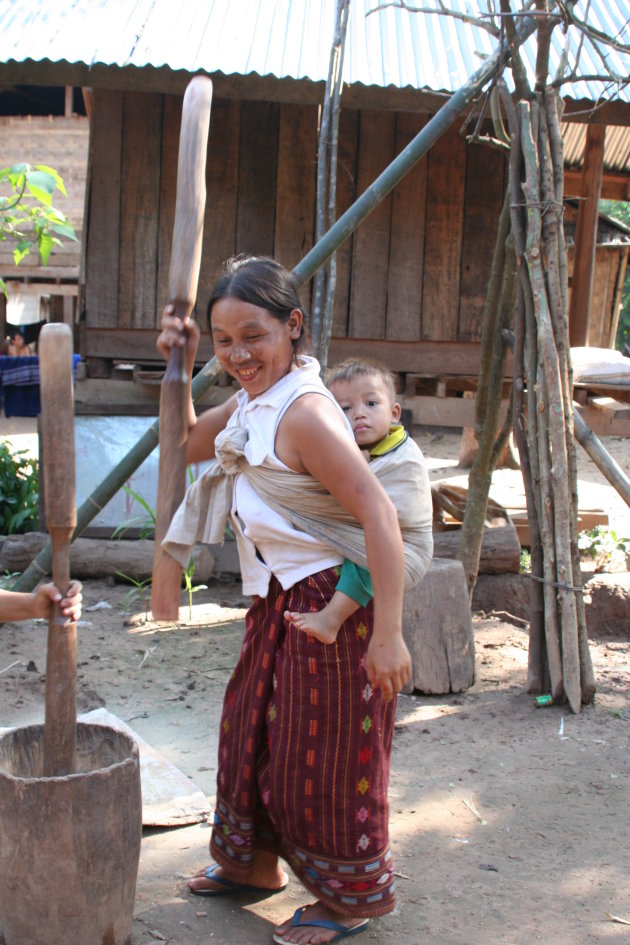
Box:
273;906;369;945
189;864;288;898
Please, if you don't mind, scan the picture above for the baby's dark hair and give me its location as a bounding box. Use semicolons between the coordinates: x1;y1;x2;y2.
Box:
207;255;308;356
325;357;398;403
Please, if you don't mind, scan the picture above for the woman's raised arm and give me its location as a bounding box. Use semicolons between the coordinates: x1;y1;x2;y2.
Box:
156;305;237;463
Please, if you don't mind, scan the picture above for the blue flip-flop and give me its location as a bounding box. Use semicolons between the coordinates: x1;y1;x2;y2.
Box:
189;864;288;898
273;906;369;945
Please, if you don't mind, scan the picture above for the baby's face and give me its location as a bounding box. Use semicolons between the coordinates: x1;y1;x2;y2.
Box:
329;374;401;450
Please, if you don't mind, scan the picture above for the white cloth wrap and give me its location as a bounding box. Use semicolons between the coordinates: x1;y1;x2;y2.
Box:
163;424;433;590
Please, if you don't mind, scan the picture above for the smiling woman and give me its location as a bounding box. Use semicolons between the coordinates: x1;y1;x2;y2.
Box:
156;255;415;945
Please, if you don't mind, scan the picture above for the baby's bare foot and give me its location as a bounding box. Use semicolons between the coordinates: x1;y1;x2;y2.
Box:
284;609;339;645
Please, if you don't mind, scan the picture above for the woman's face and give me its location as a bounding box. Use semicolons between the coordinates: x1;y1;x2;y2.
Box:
210;297;302;398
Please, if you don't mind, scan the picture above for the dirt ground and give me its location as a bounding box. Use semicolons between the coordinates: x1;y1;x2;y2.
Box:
1;421;630;944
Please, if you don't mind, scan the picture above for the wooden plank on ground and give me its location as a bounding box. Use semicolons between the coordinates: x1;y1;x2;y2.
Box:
458;141;506;341
197;98;241;317
237;101;279;259
349;110;396;339
118;91;162;329
576;398;630;436
386;112;428;342
421;126;466;340
86;89;123;329
509;509;608;547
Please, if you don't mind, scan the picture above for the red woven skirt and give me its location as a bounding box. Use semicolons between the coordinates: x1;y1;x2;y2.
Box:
210;568;397;918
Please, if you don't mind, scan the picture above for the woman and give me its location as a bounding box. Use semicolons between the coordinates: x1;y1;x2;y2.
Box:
157;256;411;945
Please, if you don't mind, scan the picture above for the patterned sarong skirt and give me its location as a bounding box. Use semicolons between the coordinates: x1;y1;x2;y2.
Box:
210;568;397;918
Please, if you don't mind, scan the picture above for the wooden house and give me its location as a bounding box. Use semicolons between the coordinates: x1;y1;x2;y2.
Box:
0;0;629;425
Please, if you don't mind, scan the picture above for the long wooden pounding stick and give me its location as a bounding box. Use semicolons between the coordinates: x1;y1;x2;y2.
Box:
39;323;77;777
151;76;213;621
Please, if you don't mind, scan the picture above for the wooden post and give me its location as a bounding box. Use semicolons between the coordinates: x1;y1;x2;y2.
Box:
151;76;213;622
568;124;606;347
38;324;77;776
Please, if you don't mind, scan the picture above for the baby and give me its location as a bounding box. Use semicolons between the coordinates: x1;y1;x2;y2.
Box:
285;357;420;644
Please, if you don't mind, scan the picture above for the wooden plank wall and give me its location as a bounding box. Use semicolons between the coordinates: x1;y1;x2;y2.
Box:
83;91;513;363
567;244;628;349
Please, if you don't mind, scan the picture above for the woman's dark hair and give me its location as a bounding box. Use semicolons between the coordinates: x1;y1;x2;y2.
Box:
207;255;308;355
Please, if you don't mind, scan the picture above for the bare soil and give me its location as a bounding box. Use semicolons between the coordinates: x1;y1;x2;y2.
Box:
1;573;629;945
1;421;629;944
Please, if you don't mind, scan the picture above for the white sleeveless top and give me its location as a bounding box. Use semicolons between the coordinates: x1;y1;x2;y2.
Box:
227;355;354;597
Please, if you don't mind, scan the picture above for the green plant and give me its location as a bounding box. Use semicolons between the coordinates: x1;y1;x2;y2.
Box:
113;476;207;619
578;525;630;561
184;556;207;620
116;571;152;617
0;163;77;296
112;485;156;540
0;570;20;590
0;442;39;534
519;548;532;573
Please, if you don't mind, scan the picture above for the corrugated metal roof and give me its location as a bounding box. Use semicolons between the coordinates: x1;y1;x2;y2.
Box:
563;122;630;176
0;0;628;103
1;0;629;176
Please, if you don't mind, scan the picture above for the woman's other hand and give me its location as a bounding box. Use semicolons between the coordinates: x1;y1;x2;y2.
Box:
366;630;412;703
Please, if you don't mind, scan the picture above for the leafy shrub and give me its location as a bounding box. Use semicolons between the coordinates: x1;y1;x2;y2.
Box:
0;442;39;534
0;163;77;296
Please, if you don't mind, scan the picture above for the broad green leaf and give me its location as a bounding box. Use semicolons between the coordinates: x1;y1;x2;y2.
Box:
38;232;54;265
50;221;78;240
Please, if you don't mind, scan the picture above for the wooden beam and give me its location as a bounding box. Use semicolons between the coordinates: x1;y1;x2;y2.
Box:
562;98;630;127
328;337;515;376
83;329;517;377
1;281;78;297
568;124;606;347
564;168;630;202
402;394;509;429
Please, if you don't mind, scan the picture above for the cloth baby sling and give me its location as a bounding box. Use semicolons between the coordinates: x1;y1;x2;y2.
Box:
162;423;433;588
